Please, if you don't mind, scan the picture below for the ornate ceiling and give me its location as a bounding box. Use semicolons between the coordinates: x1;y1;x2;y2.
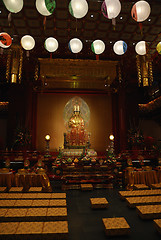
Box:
0;0;160;60
0;0;161;91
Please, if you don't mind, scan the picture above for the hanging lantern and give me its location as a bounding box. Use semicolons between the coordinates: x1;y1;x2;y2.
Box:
0;32;12;48
101;0;121;19
69;0;88;19
45;37;58;52
156;42;161;55
69;38;83;53
21;35;35;51
36;0;56;16
131;1;151;22
91;40;105;55
113;40;127;55
3;0;23;13
135;41;146;55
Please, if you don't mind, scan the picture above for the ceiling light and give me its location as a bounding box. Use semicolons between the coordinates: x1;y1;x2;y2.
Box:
69;0;88;19
148;18;151;21
120;16;123;19
135;41;146;55
91;40;105;55
69;38;83;53
131;1;151;22
91;14;94;18
36;0;56;16
113;40;127;55
101;0;121;19
44;37;58;52
0;32;12;48
21;35;35;51
3;0;23;13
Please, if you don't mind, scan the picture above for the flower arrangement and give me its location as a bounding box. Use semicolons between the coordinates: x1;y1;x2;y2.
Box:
13;126;32;150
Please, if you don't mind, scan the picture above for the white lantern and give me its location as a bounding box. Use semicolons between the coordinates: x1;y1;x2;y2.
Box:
69;0;88;19
45;37;58;52
69;38;83;53
135;41;146;55
113;40;127;55
21;35;35;51
91;40;105;55
3;0;23;13
131;1;151;22
101;0;121;19
36;0;56;16
0;32;12;48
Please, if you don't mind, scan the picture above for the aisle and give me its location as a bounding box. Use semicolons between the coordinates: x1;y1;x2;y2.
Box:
66;188;161;240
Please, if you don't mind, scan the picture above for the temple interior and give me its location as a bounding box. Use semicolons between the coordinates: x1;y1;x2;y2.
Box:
0;0;161;239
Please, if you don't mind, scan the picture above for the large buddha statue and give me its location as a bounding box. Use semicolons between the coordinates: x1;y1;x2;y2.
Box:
64;105;90;148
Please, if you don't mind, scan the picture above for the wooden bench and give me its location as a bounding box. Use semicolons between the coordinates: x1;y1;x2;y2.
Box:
90;198;108;209
102;217;130;236
136;205;161;219
126;196;161;208
119;189;161;200
0;221;68;239
151;183;161;189
0;207;67;221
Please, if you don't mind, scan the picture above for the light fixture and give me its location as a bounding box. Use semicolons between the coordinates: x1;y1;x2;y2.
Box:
0;32;12;48
3;0;23;13
69;38;83;53
21;35;35;51
45;135;50;153
36;0;56;16
101;0;121;19
109;134;114;141
91;40;105;55
135;40;146;55
69;0;88;19
131;0;151;22
156;42;161;55
45;37;58;52
113;40;127;55
45;135;50;141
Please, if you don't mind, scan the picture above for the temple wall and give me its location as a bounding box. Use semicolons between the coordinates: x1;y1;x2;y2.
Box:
36;92;112;152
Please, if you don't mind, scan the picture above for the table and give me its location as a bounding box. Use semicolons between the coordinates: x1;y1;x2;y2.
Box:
0;172;52;192
125;170;158;189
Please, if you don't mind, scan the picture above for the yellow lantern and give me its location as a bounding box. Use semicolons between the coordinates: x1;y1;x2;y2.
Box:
156;42;161;55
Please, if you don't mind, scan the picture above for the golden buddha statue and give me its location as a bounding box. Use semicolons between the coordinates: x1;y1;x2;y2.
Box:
65;105;89;148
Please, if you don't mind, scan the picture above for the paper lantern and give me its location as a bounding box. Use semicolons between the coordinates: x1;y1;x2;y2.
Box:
156;42;161;55
131;1;151;22
3;0;23;13
21;35;35;51
113;40;127;55
135;41;146;55
69;0;88;19
91;40;105;55
45;37;58;52
0;32;12;48
69;38;83;53
36;0;56;16
101;0;121;19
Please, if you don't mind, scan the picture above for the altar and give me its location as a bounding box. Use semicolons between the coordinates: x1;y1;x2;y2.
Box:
62;97;97;158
